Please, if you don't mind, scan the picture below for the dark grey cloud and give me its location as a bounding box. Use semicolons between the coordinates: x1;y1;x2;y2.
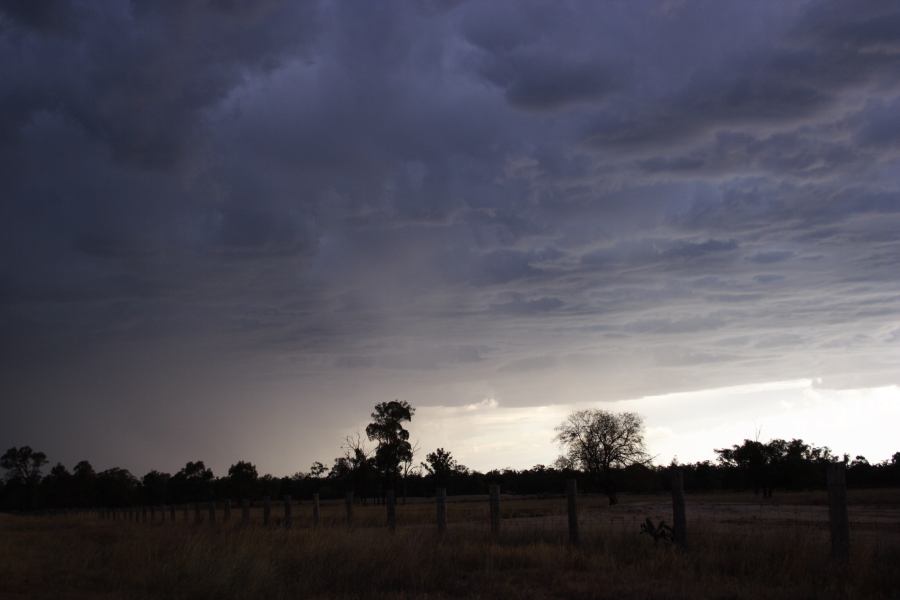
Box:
2;0;900;473
489;293;565;315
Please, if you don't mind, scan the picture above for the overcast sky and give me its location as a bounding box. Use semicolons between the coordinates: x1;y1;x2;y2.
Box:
2;0;899;476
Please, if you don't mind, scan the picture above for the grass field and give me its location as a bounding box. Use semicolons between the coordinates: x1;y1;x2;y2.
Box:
2;490;899;599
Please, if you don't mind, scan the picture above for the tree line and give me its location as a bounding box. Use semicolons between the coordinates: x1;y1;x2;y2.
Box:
3;403;899;511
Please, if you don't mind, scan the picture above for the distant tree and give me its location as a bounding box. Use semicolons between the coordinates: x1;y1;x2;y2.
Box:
306;461;326;493
555;410;650;505
715;439;773;496
96;468;139;507
1;446;48;509
335;433;377;502
1;446;48;484
141;470;171;504
366;400;415;491
716;438;834;495
422;448;457;489
309;461;327;479
73;460;95;478
42;463;72;508
170;461;214;502
227;461;259;499
69;460;97;507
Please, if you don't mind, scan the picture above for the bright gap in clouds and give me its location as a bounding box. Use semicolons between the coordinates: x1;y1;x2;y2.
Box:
405;381;900;472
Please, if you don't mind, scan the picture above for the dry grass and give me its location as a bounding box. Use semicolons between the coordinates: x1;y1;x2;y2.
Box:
2;491;899;599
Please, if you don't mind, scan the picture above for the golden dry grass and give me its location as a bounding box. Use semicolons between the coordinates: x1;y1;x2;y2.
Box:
2;491;899;599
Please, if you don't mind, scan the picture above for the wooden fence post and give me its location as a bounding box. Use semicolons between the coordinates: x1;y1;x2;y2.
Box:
223;500;231;522
141;506;147;523
489;484;501;537
263;496;271;526
194;502;202;524
827;463;849;561
283;495;293;529
386;490;396;531
208;501;216;525
436;488;447;534
241;499;250;526
312;493;320;527
183;504;189;522
150;506;155;523
671;468;687;548
566;479;579;545
160;505;165;523
345;491;354;527
169;505;176;522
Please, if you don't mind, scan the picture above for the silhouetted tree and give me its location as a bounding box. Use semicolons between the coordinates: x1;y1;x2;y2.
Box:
1;446;48;509
715;439;773;496
1;446;48;484
333;433;377;502
227;461;259;499
306;461;326;493
422;448;458;489
71;460;96;507
366;400;414;492
716;437;835;494
170;461;214;502
141;470;171;504
96;468;139;507
555;410;649;505
41;463;72;508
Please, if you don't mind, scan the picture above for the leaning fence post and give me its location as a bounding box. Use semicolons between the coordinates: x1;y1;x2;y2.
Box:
566;479;579;545
827;462;849;561
241;499;250;526
671;468;687;548
312;493;320;527
489;484;501;537
436;488;447;534
283;495;293;529
345;491;354;527
386;490;396;531
263;496;271;526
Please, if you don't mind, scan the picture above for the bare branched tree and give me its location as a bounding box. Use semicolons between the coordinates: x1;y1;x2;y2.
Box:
555;409;650;505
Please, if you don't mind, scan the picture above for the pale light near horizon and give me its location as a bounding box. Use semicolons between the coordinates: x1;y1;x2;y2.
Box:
387;380;900;473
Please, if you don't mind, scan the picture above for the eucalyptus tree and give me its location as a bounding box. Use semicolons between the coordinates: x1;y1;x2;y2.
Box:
366;400;415;492
555;410;650;505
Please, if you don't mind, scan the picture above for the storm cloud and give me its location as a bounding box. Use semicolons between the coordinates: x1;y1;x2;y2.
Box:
1;0;899;473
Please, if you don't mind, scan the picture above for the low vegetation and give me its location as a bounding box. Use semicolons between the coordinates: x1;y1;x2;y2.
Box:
2;491;899;599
